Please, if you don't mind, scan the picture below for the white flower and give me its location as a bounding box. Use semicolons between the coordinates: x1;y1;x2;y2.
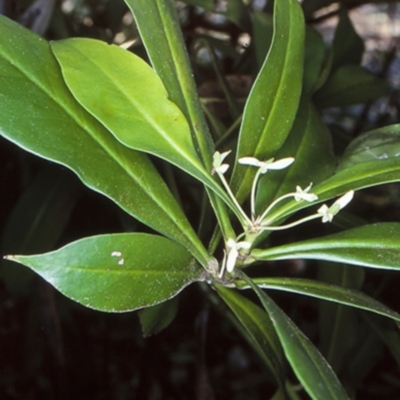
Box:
225;238;251;273
238;156;294;174
212;150;231;175
294;183;318;202
317;190;354;223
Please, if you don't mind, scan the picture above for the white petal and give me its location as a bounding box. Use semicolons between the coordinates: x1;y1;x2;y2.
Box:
226;247;238;273
267;157;295;170
334;190;354;210
238;157;262;167
213;150;231;168
217;163;229;174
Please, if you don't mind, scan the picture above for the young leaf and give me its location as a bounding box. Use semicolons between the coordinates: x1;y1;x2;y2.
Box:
124;0;214;168
0;15;211;267
215;285;287;388
235;277;400;322
123;0;238;238
5;233;204;312
51;38;236;214
231;0;305;203
240;273;351;400
251;223;400;271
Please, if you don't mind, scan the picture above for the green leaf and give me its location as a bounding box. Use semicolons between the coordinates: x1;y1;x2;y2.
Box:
124;0;213;168
314;65;387;108
256;99;336;215
0;16;211;267
240;273;351;400
215;285;286;388
123;0;237;238
235;276;400;322
5;233;203;312
338;124;400;171
51;38;237;218
138;296;179;337
252;223;400;271
231;0;305;203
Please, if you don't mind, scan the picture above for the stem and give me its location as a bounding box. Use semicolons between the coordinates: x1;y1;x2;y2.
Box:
258;192;296;224
250;168;262;220
217;172;252;227
259;213;321;232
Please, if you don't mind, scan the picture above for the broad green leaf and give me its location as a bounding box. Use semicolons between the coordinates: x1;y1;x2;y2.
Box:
338;124;400;171
314;65;387;108
0;16;211;267
124;0;237;238
5;233;203;312
124;0;213;168
235;276;400;322
331;9;364;72
256;99;336;215
240;273;350;400
138;296;179;337
264;157;400;224
51;38;238;221
231;0;305;203
215;285;286;388
251;223;400;271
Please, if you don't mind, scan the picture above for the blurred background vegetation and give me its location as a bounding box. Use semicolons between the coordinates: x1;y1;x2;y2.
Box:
0;0;399;399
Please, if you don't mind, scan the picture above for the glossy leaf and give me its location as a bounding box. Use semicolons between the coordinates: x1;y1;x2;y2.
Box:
124;0;237;237
314;65;387;108
124;0;213;168
235;276;400;322
0;16;211;267
5;233;203;312
252;223;400;271
231;0;305;203
51;38;239;221
338;124;400;171
241;273;350;400
215;285;286;387
256;99;336;215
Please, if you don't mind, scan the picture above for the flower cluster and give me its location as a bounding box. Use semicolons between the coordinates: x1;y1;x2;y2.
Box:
212;151;354;277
